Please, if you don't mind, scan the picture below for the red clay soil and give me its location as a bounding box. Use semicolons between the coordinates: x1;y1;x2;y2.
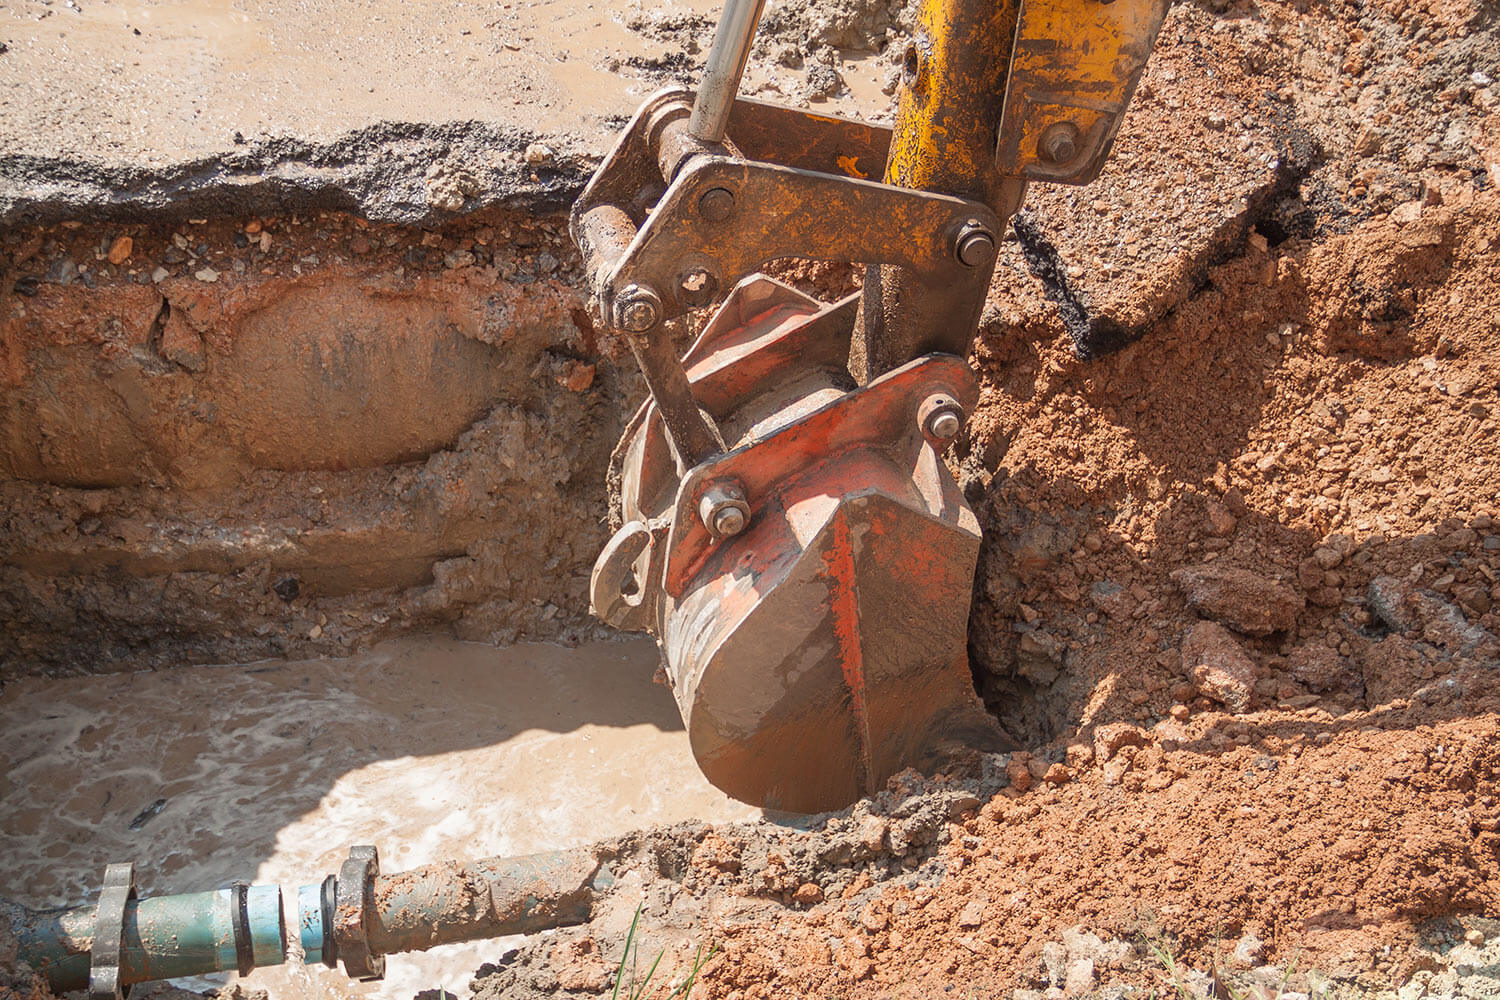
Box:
682;0;1500;988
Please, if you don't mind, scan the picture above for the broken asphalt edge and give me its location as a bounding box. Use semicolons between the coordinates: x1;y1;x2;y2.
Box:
0;118;617;228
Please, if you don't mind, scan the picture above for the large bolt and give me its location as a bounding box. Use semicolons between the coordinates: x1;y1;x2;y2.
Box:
612;283;663;333
955;221;996;268
1037;122;1082;165
919;393;965;442
698;480;750;539
712;505;746;536
698;187;735;222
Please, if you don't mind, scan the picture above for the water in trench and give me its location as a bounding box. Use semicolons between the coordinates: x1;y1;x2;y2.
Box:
0;636;760;999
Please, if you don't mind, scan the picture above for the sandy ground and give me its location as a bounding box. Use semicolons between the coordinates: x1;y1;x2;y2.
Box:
0;636;758;1000
0;0;904;224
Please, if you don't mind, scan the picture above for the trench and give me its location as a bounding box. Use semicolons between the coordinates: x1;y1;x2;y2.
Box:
0;201;1001;995
0;635;762;998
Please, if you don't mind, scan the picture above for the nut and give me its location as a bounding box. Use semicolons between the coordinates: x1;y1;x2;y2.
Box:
919;393;965;442
1037;121;1082;165
698;481;751;539
612;283;662;333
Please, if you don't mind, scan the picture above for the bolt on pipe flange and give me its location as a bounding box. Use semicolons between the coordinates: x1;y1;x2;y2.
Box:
918;393;965;442
698;480;750;539
954;220;996;268
333;846;384;981
612;283;663;333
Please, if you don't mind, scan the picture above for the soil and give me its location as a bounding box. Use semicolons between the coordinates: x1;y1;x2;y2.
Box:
2;0;1500;996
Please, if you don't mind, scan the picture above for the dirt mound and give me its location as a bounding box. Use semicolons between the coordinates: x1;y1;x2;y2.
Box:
464;0;1500;994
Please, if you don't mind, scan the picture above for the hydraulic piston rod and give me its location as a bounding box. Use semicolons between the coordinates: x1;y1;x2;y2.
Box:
688;0;766;142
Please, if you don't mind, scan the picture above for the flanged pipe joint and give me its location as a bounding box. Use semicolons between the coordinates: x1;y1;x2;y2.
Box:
7;844;608;994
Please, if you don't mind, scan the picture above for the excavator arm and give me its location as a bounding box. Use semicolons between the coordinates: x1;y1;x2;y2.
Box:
571;0;1169;813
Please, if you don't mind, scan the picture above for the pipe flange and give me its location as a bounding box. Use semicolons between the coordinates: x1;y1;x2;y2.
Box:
333;846;385;981
90;863;136;1000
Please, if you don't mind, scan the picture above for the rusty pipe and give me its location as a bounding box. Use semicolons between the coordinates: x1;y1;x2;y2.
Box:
8;846;609;993
298;845;607;981
4;877;285;995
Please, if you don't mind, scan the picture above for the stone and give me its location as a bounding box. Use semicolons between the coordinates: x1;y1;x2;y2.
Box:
1369;576;1496;653
1093;722;1150;762
1313;546;1344;569
45;258;78;285
194;266;220;282
523;142;555;165
1231;932;1265;969
1171;564;1303;635
1063;958;1096;996
1182;621;1257;713
956;899;985;928
159;314;206;372
1091;580;1134;618
853;814;888;855
1287;644;1345;693
1017;627;1065;684
804;63;843;100
1205;499;1238;536
793;882;823;904
107;236;133;265
1005;756;1033;792
1043;763;1072;786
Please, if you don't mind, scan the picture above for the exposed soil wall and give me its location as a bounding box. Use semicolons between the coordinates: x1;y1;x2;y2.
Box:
1;209;641;674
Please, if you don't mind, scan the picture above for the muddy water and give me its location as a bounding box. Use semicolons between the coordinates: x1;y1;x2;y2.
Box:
0;636;759;998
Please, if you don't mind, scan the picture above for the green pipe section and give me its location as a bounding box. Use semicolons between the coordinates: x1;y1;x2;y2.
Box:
5;886;284;994
6;846;609;993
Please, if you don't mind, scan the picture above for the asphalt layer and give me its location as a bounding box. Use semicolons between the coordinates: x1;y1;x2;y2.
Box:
0;0;694;224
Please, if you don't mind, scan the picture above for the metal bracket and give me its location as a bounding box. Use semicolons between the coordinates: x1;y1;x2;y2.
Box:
995;0;1171;184
663;352;980;597
90;863;137;1000
602;155;998;324
332;846;385;981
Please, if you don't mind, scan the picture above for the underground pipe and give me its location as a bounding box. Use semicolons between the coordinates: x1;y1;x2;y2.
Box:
5;845;609;993
3;864;285;996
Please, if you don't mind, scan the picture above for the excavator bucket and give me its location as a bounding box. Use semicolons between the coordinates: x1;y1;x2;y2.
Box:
571;0;1167;811
591;277;1004;812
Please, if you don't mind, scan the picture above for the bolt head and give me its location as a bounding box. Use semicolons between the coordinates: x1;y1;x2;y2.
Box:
613;284;662;333
712;506;747;536
928;409;961;440
956;227;996;268
1038;122;1081;165
699;480;750;538
698;187;735;222
919;393;965;442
